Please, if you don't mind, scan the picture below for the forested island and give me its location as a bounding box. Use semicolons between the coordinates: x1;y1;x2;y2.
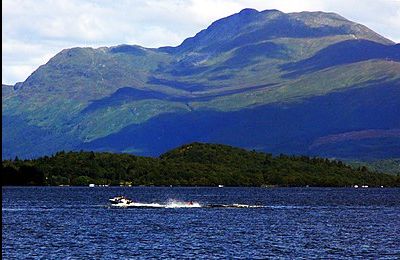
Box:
2;143;399;187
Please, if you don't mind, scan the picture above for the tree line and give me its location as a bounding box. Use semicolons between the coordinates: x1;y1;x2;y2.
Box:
2;142;399;187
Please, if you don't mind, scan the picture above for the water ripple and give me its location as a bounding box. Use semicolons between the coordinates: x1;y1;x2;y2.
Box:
2;187;400;259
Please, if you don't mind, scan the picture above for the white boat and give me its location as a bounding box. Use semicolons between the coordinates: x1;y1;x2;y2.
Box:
109;196;134;206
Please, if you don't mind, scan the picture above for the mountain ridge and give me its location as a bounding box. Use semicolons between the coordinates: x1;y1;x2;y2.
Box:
3;9;399;160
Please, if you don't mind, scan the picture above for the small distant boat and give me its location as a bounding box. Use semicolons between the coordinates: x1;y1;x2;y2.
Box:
89;184;95;187
109;196;133;205
218;185;224;188
361;185;369;188
354;185;359;188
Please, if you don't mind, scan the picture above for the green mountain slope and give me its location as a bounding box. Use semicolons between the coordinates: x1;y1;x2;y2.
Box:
2;9;400;160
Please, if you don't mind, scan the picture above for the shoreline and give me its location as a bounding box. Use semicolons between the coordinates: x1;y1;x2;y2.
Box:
2;185;398;188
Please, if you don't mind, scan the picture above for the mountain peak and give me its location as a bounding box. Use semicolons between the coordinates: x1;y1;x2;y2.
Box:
238;8;259;15
172;8;393;55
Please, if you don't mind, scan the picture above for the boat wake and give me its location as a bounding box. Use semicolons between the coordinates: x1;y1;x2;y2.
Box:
206;203;264;208
164;199;202;208
110;197;201;208
109;196;263;209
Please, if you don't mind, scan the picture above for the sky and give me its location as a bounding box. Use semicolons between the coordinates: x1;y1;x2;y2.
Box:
2;0;400;85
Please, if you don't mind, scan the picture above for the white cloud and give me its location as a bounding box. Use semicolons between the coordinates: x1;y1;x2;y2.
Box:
2;0;399;84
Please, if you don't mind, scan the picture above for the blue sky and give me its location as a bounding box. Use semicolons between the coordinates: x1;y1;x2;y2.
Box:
2;0;400;85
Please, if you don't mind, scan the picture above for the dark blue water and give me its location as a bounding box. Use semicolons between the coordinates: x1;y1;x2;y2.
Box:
2;187;400;259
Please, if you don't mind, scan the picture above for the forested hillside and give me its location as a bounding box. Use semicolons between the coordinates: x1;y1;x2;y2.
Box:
2;143;399;187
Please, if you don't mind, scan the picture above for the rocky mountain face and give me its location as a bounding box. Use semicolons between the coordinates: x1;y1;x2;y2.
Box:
3;9;400;159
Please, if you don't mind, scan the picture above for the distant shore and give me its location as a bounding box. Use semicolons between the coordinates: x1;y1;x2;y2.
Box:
2;143;399;187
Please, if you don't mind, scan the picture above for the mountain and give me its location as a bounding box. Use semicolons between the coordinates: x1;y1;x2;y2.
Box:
2;9;400;160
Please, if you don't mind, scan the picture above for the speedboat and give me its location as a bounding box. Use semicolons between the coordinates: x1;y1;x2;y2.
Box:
109;196;163;208
109;196;134;206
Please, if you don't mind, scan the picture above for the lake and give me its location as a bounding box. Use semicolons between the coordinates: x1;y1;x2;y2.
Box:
2;187;400;259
